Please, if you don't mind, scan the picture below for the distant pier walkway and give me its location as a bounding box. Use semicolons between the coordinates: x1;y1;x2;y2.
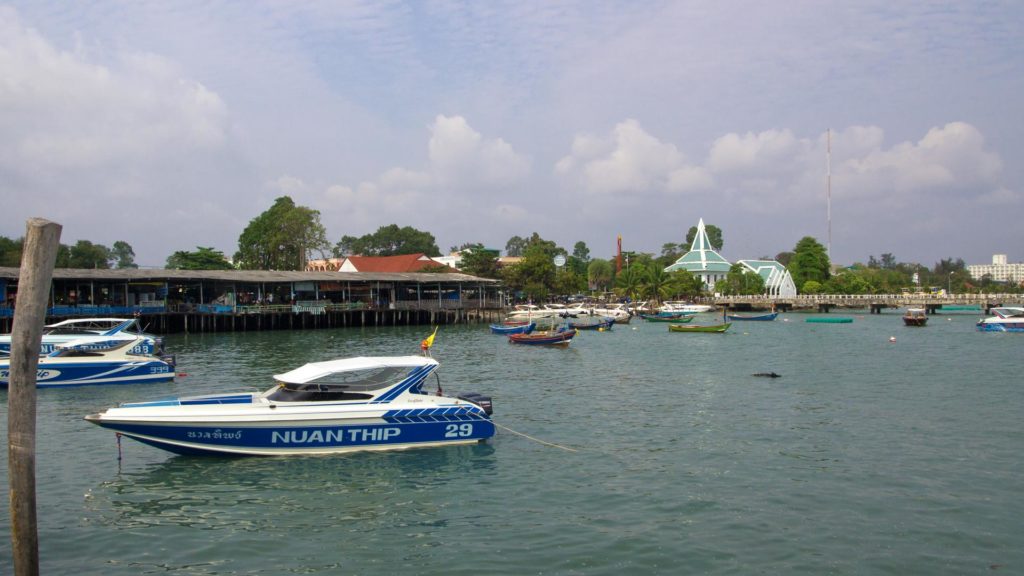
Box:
713;293;1024;314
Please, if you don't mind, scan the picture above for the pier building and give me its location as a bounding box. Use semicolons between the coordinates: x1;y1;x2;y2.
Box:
0;266;502;334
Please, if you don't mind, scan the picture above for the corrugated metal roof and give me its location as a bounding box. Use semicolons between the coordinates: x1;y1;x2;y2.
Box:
0;266;497;284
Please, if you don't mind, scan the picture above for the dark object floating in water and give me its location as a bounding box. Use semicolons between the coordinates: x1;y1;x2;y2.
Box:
752;372;781;378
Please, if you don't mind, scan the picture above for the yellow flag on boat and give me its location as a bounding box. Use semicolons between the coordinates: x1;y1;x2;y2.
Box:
421;326;438;351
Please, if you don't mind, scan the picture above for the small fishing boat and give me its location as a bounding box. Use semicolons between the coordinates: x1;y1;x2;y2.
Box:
568;317;614;330
976;307;1024;332
490;321;535;335
84;355;495;456
1;339;175;388
0;317;163;357
668;322;731;333
726;312;778;321
509;326;577;346
640;314;694;323
902;308;928;327
806;317;853;324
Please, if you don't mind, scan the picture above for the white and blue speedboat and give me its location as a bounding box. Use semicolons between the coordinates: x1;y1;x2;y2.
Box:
85;355;495;456
1;339;175;388
0;317;163;357
976;307;1024;332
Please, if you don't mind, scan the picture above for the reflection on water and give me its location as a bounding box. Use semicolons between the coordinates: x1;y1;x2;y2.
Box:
87;444;497;532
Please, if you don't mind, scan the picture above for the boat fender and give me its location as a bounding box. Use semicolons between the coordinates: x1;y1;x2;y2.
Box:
752;372;781;378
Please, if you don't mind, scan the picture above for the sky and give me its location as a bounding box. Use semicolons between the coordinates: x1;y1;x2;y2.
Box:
1;1;1022;268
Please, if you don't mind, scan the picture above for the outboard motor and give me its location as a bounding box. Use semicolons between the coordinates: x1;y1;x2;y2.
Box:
457;392;493;415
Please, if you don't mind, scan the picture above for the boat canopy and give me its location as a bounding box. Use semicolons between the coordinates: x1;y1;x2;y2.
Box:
274;356;437;386
991;307;1024;318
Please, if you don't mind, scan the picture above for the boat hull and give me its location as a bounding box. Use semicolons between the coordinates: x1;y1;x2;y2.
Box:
490;322;535;335
668;323;731;333
509;329;576;345
1;358;174;388
86;410;494;456
726;312;778;321
640;314;694;323
976;322;1024;332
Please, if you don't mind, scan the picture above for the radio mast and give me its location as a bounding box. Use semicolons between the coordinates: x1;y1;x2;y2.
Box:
826;128;832;259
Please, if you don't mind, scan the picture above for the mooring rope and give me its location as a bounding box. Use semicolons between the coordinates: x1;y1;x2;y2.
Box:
494;422;578;452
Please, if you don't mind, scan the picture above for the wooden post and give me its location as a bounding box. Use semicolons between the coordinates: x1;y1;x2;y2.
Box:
8;218;62;576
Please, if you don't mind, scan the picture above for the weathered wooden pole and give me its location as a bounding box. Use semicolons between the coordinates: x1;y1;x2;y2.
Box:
8;218;62;576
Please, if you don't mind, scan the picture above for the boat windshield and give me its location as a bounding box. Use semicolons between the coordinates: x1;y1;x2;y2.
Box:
267;366;413;402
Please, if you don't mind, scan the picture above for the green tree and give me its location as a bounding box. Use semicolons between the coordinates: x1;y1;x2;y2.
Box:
642;263;677;305
505;235;528;257
802;280;823;294
0;236;22;267
685;224;723;251
457;244;501;278
67;240;112;269
658;243;684;268
824;271;872;294
235;196;329;270
670;270;705;299
334;224;440;257
166;246;235;270
572;241;590;262
587;259;613;292
788;236;831;292
614;264;644;303
716;263;767;295
775;251;794;267
111;240;138;269
502;243;556;301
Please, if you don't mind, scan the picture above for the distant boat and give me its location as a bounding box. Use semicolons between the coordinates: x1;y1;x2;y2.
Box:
568;317;614;330
976;307;1024;332
509;326;577;346
0;317;163;357
659;301;715;314
806;317;853;324
640;314;694;323
902;308;928;327
668;322;731;333
726;312;778;321
490;322;535;335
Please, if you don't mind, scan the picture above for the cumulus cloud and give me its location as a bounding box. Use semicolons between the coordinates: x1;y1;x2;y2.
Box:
556;119;1010;211
0;8;249;265
316;114;531;236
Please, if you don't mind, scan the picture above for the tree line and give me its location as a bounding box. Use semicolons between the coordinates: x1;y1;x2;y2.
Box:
2;196;1018;300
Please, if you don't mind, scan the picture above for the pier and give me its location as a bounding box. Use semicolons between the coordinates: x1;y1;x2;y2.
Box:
713;293;1024;314
0;267;507;334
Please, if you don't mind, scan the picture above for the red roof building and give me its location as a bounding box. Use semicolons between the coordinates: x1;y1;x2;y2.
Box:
306;254;449;273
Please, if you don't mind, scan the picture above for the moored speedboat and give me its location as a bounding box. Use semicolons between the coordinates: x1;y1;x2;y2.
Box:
976;307;1024;332
84;355;495;456
1;339;175;388
0;317;163;357
659;301;714;314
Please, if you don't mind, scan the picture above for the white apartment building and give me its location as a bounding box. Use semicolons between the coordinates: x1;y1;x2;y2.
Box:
967;254;1024;284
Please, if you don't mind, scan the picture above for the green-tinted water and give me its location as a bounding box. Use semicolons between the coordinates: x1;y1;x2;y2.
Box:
2;312;1022;574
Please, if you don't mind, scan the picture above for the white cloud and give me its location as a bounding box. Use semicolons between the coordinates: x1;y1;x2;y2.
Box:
317;114;531;236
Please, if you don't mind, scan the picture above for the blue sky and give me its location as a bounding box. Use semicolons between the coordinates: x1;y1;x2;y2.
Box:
1;1;1021;267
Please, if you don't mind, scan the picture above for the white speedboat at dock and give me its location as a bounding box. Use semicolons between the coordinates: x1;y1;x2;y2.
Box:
1;338;175;388
85;355;495;456
0;317;163;357
976;307;1024;332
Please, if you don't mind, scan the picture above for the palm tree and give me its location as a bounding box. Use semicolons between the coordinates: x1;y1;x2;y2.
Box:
614;264;644;303
643;263;676;306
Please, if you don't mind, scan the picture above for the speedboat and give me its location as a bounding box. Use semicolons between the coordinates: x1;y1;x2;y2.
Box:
84;355;495;456
659;301;715;314
0;317;163;357
505;304;560;320
976;307;1024;332
589;303;632;323
1;339;175;388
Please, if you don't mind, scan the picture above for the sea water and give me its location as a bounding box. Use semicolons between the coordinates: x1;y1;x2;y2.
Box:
1;311;1022;574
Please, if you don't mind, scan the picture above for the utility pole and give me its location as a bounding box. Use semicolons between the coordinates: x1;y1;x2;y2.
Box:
8;218;62;576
